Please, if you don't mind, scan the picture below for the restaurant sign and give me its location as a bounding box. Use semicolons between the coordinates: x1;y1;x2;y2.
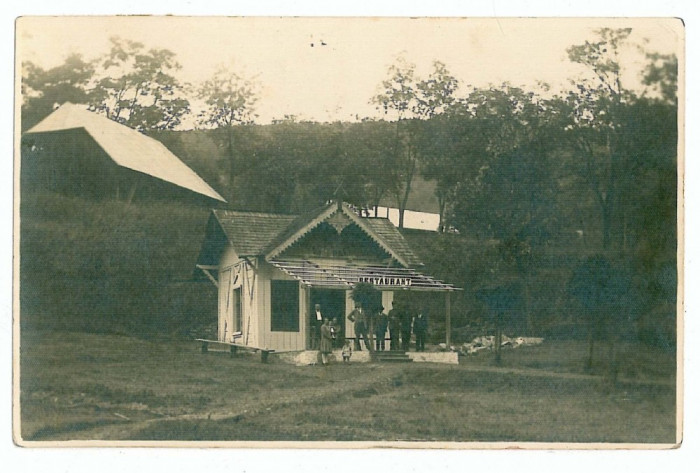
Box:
357;276;412;287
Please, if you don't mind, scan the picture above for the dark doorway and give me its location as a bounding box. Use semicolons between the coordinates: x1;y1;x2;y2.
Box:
309;288;346;349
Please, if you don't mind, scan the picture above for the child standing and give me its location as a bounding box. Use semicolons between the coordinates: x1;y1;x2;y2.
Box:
342;340;353;363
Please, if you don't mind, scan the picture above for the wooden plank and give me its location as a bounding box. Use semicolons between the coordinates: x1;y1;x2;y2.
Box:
446;291;451;347
199;267;219;288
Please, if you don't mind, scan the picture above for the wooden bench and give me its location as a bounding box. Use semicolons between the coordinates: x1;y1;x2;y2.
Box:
195;338;275;363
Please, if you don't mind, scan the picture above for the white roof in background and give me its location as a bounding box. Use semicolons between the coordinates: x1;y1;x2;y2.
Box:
25;103;226;202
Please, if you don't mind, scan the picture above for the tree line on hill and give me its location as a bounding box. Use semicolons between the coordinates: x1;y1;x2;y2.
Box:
21;29;678;369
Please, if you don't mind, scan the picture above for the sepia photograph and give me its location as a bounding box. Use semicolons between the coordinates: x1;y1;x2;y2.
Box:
13;15;683;448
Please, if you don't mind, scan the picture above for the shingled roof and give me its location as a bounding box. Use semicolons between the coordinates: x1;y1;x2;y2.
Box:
213;209;298;257
361;217;423;267
25;103;226;203
196;202;423;269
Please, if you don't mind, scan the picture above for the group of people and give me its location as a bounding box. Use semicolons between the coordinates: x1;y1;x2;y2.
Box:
345;300;429;351
312;300;429;365
311;304;345;365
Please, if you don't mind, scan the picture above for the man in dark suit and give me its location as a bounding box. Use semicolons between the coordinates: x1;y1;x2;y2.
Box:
388;302;401;351
400;305;413;351
374;307;388;351
413;312;428;352
347;304;370;351
310;303;323;349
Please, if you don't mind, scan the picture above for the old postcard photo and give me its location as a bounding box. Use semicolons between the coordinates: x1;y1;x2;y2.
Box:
13;15;683;449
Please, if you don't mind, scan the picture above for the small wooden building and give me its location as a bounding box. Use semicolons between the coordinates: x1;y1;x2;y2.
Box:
195;201;458;352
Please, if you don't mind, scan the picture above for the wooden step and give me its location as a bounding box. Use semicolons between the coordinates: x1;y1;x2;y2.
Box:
371;351;412;363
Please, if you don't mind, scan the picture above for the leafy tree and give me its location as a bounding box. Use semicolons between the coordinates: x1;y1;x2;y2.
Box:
290;122;356;211
197;66;259;204
563;28;636;251
414;61;459;118
233;123;299;213
89;36;191;132
642;52;678;105
341;120;401;213
454;147;557;333
372;57;419;228
563;29;678;261
372;58;458;228
419;104;477;232
21;54;95;131
475;283;521;364
568;255;640;379
447;84;561;333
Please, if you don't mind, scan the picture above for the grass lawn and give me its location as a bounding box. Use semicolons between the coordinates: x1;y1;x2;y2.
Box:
18;330;677;444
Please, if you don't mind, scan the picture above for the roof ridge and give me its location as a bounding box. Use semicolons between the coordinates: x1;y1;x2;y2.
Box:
214;208;299;218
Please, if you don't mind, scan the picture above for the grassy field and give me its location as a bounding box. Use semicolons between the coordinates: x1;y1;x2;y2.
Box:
18;330;676;444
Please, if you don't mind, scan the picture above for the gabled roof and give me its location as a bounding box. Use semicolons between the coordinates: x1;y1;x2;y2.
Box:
264;202;423;267
196;202;423;269
25;103;226;203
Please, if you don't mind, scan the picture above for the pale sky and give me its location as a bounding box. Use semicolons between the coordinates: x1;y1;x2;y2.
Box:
16;17;682;124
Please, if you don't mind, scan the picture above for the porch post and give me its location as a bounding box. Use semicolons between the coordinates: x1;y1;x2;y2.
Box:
304;285;311;350
445;291;451;347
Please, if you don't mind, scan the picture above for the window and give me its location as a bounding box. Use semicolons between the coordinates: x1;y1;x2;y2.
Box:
234;287;242;333
271;280;299;332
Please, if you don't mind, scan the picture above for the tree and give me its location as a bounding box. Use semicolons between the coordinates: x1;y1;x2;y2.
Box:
340;120;401;214
476;283;521;364
21;54;95;131
568;255;639;379
420;102;484;232
642;52;678;105
372;57;418;229
414;61;459;118
454;148;557;334
372;59;458;228
449;84;559;334
197;66;259;204
233;123;300;213
89;37;191;132
564;28;634;251
563;29;679;259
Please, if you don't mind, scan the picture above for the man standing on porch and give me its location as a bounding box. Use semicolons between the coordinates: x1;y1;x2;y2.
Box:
347;304;370;351
320;318;333;365
414;312;428;352
311;304;323;349
388;302;401;351
375;307;388;352
400;304;413;352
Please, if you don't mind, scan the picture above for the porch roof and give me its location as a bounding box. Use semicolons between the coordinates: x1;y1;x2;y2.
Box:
269;259;460;292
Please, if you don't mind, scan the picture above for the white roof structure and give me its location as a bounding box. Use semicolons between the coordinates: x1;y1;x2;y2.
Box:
25;103;226;203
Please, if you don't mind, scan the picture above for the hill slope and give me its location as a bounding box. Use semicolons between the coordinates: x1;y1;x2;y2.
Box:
19;192;217;337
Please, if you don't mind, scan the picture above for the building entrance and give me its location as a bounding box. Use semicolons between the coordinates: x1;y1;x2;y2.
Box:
309;288;346;349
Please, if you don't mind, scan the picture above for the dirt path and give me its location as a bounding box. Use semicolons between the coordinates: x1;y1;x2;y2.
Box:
44;364;400;441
